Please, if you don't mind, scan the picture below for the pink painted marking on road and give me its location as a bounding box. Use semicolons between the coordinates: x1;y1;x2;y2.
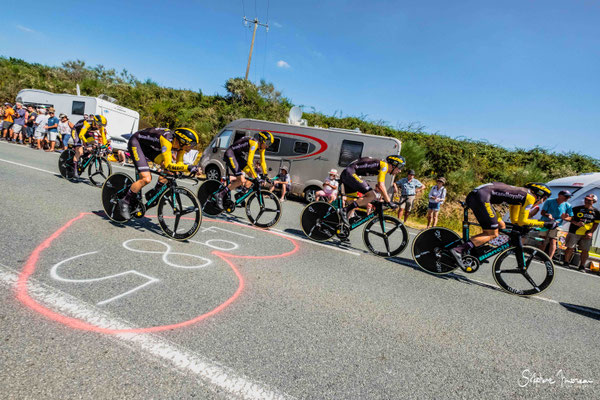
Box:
15;212;298;334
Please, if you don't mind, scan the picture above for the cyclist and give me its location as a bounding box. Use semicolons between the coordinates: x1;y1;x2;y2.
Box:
215;130;274;210
118;127;201;219
72;114;108;179
450;182;557;266
338;155;406;226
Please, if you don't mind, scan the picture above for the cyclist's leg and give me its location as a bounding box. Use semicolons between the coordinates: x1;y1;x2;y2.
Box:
119;138;151;218
339;170;374;224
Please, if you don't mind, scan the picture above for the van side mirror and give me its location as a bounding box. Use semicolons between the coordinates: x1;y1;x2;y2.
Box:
212;137;221;153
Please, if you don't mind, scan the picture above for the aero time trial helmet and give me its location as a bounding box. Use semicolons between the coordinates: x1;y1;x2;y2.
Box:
173;127;200;146
93;114;107;126
386;155;406;170
253;130;274;146
524;182;552;199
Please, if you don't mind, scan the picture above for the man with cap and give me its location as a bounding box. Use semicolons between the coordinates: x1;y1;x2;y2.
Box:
563;194;600;271
269;166;292;202
393;169;424;223
539;190;574;260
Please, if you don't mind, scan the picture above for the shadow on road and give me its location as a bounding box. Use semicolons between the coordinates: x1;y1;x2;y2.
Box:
559;302;600;321
282;228;365;252
90;210;165;237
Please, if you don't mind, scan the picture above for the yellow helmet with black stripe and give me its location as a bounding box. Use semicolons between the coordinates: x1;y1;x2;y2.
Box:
253;130;274;146
93;114;107;126
524;182;551;199
173;127;200;146
386;155;406;169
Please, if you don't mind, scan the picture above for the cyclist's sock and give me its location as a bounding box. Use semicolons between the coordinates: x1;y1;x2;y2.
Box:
122;189;137;205
343;201;359;214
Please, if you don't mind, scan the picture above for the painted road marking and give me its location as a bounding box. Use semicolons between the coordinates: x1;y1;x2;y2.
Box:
271;228;362;256
50;251;160;306
0;263;295;400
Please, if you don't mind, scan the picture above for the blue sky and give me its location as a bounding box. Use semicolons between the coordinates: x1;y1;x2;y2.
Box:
1;0;598;158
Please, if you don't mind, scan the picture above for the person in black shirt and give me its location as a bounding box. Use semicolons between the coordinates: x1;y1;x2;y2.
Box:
563;194;600;271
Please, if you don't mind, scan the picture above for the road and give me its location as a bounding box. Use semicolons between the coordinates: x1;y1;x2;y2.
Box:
0;141;598;399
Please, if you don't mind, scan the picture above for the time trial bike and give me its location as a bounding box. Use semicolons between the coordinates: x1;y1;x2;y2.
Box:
58;144;112;186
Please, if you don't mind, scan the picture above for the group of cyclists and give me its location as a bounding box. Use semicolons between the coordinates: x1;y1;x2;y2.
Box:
71;116;560;268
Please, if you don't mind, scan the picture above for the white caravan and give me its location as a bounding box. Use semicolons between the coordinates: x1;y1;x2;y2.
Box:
546;172;600;250
15;89;140;138
198;118;402;201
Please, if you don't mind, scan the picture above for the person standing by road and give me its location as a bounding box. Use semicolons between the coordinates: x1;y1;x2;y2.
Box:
563;194;600;271
25;106;37;147
58;114;74;151
539;190;573;260
45;108;59;152
2;103;15;141
12;102;27;144
426;177;447;228
394;169;424;223
33;108;48;150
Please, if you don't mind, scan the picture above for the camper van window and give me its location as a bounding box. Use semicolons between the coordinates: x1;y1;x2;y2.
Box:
216;130;233;148
267;137;281;153
72;101;85;115
338;140;364;167
293;141;309;155
233;131;246;143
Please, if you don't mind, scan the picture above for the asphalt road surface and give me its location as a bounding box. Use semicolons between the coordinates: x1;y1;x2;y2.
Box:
1;141;598;399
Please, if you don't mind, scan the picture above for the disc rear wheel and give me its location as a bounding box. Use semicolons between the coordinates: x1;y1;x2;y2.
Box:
101;173;134;223
411;227;461;274
300;201;340;241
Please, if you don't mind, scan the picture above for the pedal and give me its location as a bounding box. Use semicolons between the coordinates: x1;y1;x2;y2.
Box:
460;255;480;273
224;199;236;213
336;224;350;240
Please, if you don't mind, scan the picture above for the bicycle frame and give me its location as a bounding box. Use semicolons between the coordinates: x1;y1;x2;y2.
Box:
455;205;528;268
78;145;108;172
219;165;266;208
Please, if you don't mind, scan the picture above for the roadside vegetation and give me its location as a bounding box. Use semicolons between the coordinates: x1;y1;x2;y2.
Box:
1;56;598;231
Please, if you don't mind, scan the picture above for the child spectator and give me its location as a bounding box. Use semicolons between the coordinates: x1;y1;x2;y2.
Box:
270;167;291;202
426;177;447;228
315;169;339;203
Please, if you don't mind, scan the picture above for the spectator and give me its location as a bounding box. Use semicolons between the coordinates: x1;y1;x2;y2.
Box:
25;105;37;146
269;167;291;202
316;169;339;203
45;108;59;152
2;103;15;141
58;113;74;151
563;194;600;271
12;102;27;144
393;169;424;223
539;190;574;260
426;177;447;228
33;108;48;150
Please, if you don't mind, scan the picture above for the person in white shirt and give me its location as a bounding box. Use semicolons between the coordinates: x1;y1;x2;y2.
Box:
33;108;49;150
316;169;339;203
426;177;447;228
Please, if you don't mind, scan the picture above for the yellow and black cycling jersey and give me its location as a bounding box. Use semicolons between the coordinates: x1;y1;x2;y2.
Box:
346;157;388;183
128;128;192;173
224;136;267;178
467;182;544;229
73;119;106;145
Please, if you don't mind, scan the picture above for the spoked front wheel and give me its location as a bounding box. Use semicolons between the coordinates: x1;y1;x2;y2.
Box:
245;190;281;228
88;156;112;186
197;179;224;217
300;201;340;241
493;246;554;296
101;173;134;223
157;187;202;240
58;149;75;179
411;227;462;274
363;216;408;257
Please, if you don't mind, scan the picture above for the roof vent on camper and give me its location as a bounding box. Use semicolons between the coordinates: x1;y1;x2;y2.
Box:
98;94;117;104
288;106;307;126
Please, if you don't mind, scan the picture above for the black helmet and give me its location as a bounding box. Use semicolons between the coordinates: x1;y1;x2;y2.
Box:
173;127;199;146
253;131;274;146
386;155;406;170
524;182;551;199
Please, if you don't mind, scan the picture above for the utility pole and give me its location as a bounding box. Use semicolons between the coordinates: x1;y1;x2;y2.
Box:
243;17;268;81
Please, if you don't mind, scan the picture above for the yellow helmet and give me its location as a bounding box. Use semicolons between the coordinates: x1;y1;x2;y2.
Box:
173;127;200;146
253;130;274;146
93;114;107;126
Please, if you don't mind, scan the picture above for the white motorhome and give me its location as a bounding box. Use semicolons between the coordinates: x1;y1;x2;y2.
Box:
546;172;600;250
15;89;140;138
198;118;402;201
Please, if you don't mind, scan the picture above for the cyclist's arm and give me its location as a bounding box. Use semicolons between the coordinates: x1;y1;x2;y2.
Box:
510;194;544;228
100;127;108;145
244;139;261;178
156;136;190;172
376;161;391;202
79;121;91;141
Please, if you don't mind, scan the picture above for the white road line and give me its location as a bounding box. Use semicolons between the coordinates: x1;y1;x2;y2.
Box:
271;228;361;256
0;263;295;400
0;157;58;175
